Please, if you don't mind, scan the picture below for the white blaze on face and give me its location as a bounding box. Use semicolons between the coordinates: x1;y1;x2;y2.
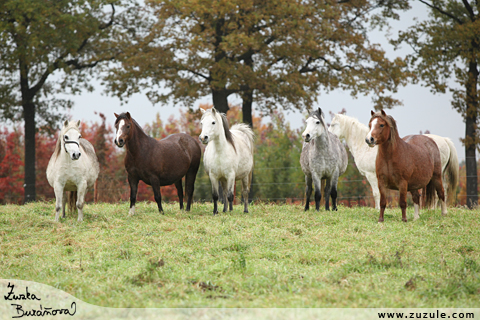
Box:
366;118;378;146
116;120;125;142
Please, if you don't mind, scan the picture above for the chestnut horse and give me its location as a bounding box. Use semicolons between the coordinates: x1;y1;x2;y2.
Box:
365;110;446;222
114;112;201;214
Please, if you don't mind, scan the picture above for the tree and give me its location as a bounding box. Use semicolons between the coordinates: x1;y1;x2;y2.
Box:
106;0;411;127
0;0;134;203
393;0;479;208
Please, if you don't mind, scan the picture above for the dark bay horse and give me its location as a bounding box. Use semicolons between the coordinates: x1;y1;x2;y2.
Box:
365;110;446;223
114;112;201;214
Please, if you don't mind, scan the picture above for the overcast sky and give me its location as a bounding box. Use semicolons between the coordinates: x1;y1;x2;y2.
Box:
66;1;467;161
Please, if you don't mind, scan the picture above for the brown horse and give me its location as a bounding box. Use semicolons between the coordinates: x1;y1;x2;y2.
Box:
114;112;201;214
365;110;446;222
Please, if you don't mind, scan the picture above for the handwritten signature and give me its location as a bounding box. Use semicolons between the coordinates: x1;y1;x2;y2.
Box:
4;282;77;318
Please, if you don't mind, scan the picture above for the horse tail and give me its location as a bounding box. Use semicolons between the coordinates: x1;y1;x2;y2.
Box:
444;138;459;205
424;181;437;210
67;191;77;213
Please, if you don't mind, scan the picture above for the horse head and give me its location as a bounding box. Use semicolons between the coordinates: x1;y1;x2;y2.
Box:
302;108;327;142
61;120;82;160
114;112;133;148
366;109;397;147
328;114;345;139
199;107;222;145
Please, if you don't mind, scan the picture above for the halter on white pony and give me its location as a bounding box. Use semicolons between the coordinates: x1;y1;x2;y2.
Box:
61;120;82;161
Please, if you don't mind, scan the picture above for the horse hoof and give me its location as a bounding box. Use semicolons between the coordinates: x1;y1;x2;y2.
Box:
402;219;407;222
378;219;384;223
244;210;248;214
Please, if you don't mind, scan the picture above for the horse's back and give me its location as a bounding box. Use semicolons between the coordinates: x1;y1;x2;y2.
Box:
402;134;442;188
161;133;202;161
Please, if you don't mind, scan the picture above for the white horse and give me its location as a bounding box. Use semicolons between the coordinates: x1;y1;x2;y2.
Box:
300;108;348;211
199;108;255;215
329;113;459;209
46;120;100;222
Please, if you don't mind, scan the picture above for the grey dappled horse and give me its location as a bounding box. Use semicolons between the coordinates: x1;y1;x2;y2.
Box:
300;108;348;211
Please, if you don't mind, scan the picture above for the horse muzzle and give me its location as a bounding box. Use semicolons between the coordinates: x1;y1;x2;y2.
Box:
303;133;312;143
115;138;125;148
199;136;209;145
71;152;81;160
365;137;376;148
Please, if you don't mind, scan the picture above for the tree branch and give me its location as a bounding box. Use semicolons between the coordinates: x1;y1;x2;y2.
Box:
418;0;465;24
461;0;476;21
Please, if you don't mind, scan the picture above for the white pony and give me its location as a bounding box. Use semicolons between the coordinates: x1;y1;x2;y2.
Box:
329;114;459;209
46;120;100;222
199;108;255;214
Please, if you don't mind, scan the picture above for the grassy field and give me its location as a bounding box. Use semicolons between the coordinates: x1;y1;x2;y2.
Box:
0;200;479;308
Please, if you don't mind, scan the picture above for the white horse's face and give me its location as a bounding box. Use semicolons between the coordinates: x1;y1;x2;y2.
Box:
199;111;220;145
328;115;343;139
63;127;82;160
302;116;326;142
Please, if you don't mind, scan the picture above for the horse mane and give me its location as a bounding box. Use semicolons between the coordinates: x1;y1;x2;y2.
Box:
202;109;236;152
370;111;399;145
310;108;330;143
115;112;143;132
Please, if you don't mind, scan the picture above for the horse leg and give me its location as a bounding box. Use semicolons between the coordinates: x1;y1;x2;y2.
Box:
330;183;338;211
398;181;408;222
324;178;332;211
434;176;447;216
313;175;322;211
411;189;421;221
62;191;67;218
54;183;64;222
220;180;229;213
150;178;164;214
210;177;220;215
241;175;250;213
366;172;380;210
378;182;388;223
174;180;184;210
184;167;198;212
76;180;87;222
128;175;139;215
304;175;313;211
226;175;235;212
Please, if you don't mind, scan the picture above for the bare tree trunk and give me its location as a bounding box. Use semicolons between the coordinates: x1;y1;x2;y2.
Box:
23;99;36;203
465;61;478;208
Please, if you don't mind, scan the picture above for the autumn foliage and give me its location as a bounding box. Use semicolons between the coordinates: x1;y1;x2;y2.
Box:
0;108;468;207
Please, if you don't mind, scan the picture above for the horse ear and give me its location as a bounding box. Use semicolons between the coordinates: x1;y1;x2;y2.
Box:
126;112;131;119
211;108;217;115
114;113;119;118
76;120;81;127
381;109;387;117
371;110;375;116
63;120;69;127
200;108;206;114
317;107;323;117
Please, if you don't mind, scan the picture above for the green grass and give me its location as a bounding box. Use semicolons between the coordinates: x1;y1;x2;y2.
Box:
0;201;479;308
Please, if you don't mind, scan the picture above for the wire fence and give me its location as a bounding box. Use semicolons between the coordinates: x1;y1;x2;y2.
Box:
2;166;474;207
